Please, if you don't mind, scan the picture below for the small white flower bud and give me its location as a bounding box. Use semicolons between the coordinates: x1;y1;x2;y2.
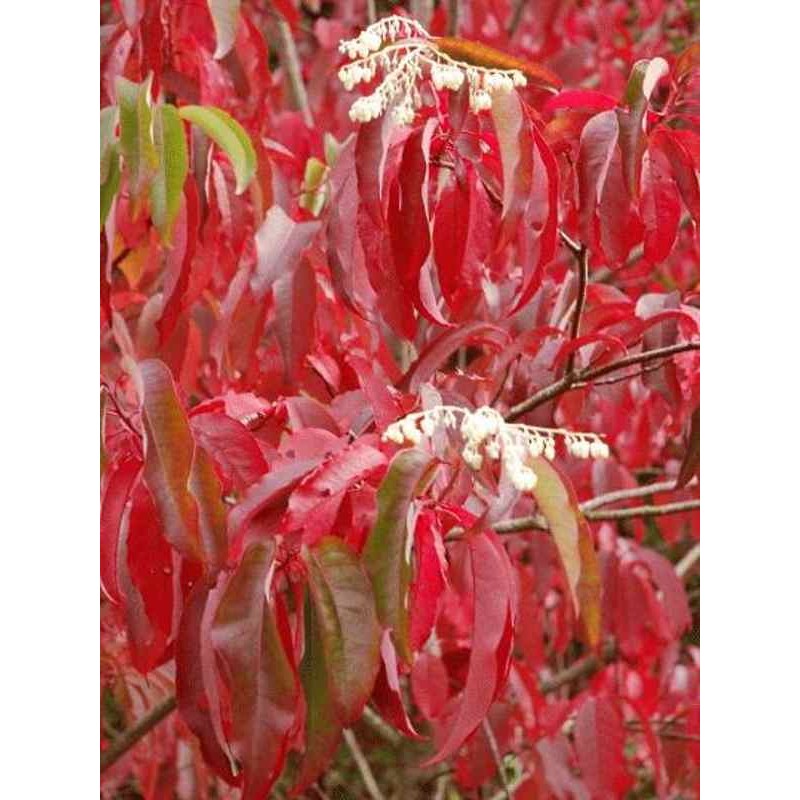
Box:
420;415;436;436
528;438;544;458
485;438;501;460
401;418;421;444
512;71;527;87
544;441;556;460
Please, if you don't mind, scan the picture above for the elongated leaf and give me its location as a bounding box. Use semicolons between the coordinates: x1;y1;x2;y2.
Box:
491;89;534;250
577;110;619;245
138;359;202;561
116;75;158;201
100;105;118;184
640;146;680;263
355;115;391;226
409;510;447;652
305;537;382;723
208;0;241;59
363;449;437;664
372;630;422;738
179;105;256;194
251;205;321;299
433;172;471;310
654;128;700;224
101;145;121;227
291;592;340;794
212;541;299;800
530;458;602;647
150;103;189;243
100;456;142;605
274;256;316;381
676;407;700;488
574;696;628;798
176;579;239;783
421;531;515;765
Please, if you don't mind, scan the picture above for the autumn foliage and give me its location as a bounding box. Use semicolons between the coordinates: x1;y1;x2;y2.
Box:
100;1;700;798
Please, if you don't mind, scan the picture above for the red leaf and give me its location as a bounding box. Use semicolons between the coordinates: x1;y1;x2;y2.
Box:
388;121;436;318
676;407;700;488
421;531;515;765
411;652;449;721
653;128;700;224
212;541;300;800
274;255;316;381
544;90;618;115
101;456;142;605
251;205;321;299
284;442;388;545
190;411;268;490
433;171;471;310
578;110;620;247
640;146;681;263
355;115;391;227
409;511;448;652
574;696;629;799
372;631;423;738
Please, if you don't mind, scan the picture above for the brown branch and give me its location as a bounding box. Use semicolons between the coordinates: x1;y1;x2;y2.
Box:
675;541;700;579
586;499;699;522
343;728;386;800
100;695;177;773
580;479;691;511
447;0;459;35
482;719;510;799
507;0;527;37
540;641;617;694
275;19;314;127
565;243;590;376
505;341;699;421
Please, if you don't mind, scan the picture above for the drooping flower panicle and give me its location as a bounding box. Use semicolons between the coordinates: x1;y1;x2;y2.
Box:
381;405;610;494
338;15;528;124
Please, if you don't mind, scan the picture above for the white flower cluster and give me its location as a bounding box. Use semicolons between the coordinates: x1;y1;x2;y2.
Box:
382;405;610;494
337;15;527;125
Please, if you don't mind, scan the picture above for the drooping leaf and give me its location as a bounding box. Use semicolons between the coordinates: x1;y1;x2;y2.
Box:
421;531;515;765
150;103;189;243
212;541;299;800
137;359;202;562
409;510;448;652
574;696;629;799
251;205;322;299
208;0;241;59
577;110;620;246
372;630;423;739
363;449;437;665
116;75;159;202
530;457;602;648
100;456;142;605
491;89;534;250
411;651;449;721
176;579;239;784
653;128;700;224
433;170;471;310
101;146;121;228
640;146;681;263
179;105;256;194
273;256;316;381
305;537;382;723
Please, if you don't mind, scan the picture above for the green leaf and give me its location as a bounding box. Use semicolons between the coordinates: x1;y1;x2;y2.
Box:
530;457;602;648
116;75;159;202
178;105;256;194
101;143;121;228
150;103;189;244
363;449;437;664
299;156;329;217
208;0;241;59
305;538;381;723
100;105;118;184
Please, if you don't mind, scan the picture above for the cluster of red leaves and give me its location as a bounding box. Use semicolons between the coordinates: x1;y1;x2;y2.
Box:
101;1;699;798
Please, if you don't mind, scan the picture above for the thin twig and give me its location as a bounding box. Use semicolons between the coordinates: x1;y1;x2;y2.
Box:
343;728;386;800
366;0;377;25
275;19;314;127
482;719;510;800
100;695;178;773
505;342;700;421
675;541;700;579
586;500;699;522
565;244;590;376
539;641;617;694
580;479;691;511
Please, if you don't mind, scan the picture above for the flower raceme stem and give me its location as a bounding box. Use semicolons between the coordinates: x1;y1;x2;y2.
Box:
381;405;609;494
337;15;560;125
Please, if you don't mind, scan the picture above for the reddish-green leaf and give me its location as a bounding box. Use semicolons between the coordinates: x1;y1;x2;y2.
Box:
137;359;202;561
491;89;534;250
530;458;602;648
116;75;158;203
212;541;299;800
150;103;188;243
305;537;382;723
363;449;437;665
